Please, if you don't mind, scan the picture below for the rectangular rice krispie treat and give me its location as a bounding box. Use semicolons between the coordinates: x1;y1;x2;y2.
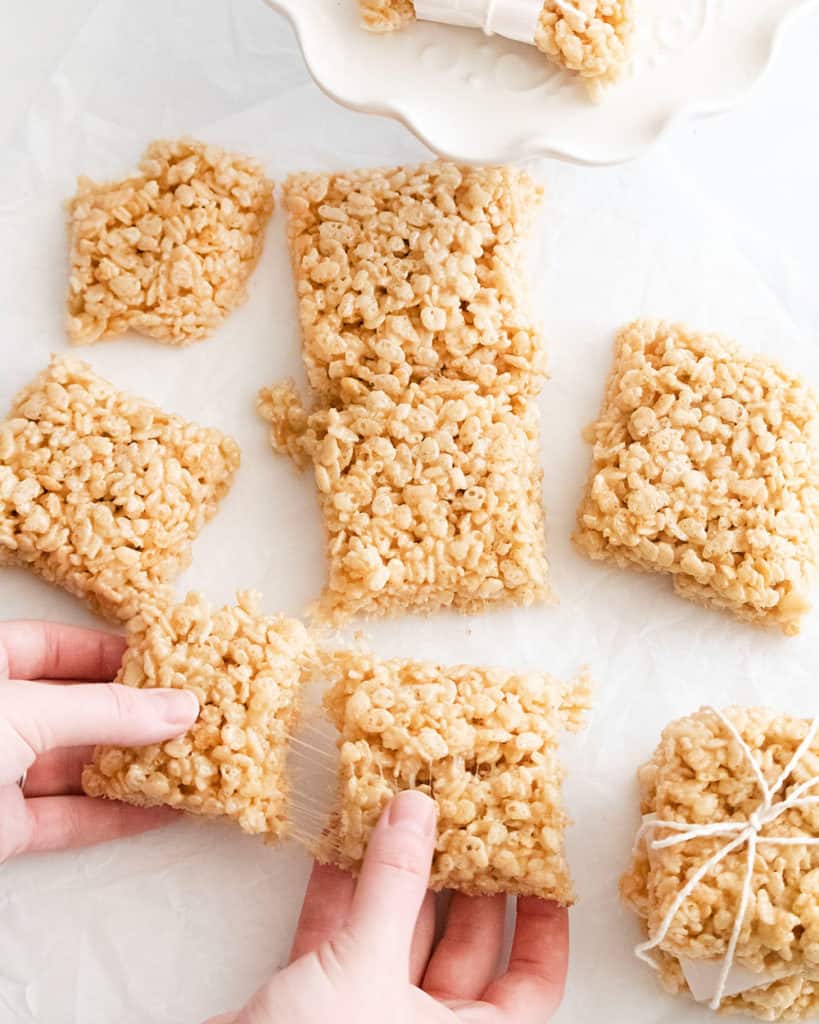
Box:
83;591;315;837
258;377;553;622
621;706;819;1021
283;161;546;400
316;650;592;901
0;356;240;621
574;321;819;636
67;138;275;346
359;1;634;90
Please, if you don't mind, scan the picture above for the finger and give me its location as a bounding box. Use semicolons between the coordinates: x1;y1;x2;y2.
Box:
0;620;125;681
482;899;569;1024
22;795;182;854
289;862;357;962
349;791;437;969
423;893;507;1001
5;680;199;759
23;746;94;796
409;890;437;986
203;1015;238;1024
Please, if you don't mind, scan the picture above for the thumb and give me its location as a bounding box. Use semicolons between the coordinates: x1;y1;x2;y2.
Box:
3;680;199;763
348;790;437;971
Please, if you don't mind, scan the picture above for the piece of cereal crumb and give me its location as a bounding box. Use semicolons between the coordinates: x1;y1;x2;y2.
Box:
258;377;554;623
82;591;315;837
358;1;634;92
0;356;240;622
574;320;819;636
66;138;275;346
283;161;547;401
315;649;592;902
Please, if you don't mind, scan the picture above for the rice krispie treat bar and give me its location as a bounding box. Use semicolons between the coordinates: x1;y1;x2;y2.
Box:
317;650;591;901
83;591;315;837
359;1;634;91
622;706;819;1020
67;138;275;346
258;377;553;622
0;356;240;621
575;321;819;636
284;161;546;400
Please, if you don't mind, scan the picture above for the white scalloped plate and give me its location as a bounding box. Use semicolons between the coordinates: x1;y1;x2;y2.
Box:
265;0;817;165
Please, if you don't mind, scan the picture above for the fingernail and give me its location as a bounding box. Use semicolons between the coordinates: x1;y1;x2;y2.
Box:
148;688;199;726
387;791;437;837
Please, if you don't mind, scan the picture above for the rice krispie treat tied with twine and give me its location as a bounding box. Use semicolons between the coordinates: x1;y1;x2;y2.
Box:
359;0;634;91
622;707;819;1021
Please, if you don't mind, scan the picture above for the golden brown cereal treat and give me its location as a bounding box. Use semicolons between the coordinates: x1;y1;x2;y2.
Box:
258;378;553;623
283;162;546;400
67;138;275;346
0;356;240;622
83;591;314;837
359;1;634;90
317;650;591;901
575;321;819;636
621;707;819;1021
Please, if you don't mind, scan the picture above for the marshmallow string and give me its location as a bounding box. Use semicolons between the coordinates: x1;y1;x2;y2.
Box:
634;706;819;1010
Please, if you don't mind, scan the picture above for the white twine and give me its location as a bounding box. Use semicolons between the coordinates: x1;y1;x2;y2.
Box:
635;706;819;1010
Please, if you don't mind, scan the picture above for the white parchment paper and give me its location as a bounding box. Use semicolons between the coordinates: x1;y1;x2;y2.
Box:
1;2;818;1022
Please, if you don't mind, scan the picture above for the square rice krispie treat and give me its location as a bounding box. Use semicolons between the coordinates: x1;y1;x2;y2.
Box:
67;138;275;346
258;377;553;622
317;650;592;901
284;161;546;400
359;1;634;91
83;591;315;837
622;706;819;1021
575;321;819;636
0;356;240;622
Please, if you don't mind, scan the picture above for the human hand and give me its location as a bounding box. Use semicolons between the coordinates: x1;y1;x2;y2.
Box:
0;619;199;864
210;791;568;1024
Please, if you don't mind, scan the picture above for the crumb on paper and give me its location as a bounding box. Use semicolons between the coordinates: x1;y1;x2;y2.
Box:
0;356;240;622
82;591;314;837
258;377;553;623
283;161;546;401
317;649;592;901
621;706;819;1021
574;320;819;636
67;138;275;346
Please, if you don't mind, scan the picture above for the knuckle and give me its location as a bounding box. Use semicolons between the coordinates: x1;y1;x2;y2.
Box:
368;836;430;880
104;682;140;722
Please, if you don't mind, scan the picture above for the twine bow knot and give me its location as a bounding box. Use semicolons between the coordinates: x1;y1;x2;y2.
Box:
635;706;819;1010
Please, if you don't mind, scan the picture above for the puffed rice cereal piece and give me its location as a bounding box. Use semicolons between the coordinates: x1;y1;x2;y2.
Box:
67;138;275;346
622;706;819;1021
575;321;819;636
317;649;592;901
258;377;553;623
0;356;240;621
359;1;634;91
83;591;315;837
284;161;546;400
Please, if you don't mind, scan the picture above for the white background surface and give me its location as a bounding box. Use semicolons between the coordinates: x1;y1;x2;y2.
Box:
0;3;818;1022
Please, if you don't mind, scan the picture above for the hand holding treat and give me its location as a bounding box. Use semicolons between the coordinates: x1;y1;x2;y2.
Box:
0;620;197;864
206;791;569;1024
